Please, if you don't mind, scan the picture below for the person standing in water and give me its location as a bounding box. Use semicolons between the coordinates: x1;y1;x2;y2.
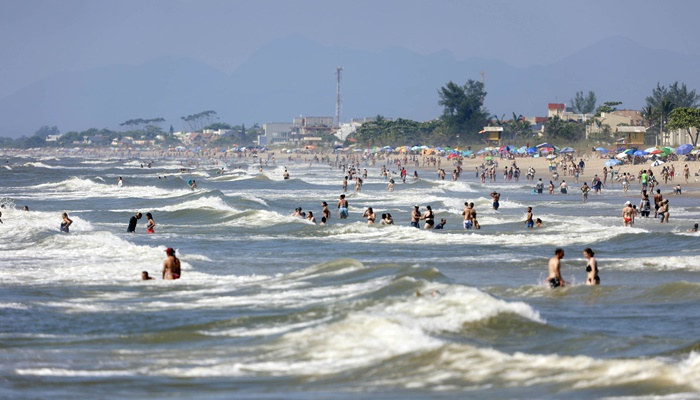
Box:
117;176;123;187
60;212;73;233
546;248;566;288
321;201;331;221
525;207;534;229
127;212;142;233
490;192;500;210
411;205;421;228
145;212;156;234
337;194;349;219
583;247;599;285
162;248;181;280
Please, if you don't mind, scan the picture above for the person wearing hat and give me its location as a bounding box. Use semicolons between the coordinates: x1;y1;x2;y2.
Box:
411;205;421;228
162;248;181;280
622;201;633;227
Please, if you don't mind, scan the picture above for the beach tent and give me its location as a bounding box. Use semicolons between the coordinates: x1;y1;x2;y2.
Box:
526;147;537;154
605;159;621;166
559;147;575;153
651;160;665;166
536;142;554;148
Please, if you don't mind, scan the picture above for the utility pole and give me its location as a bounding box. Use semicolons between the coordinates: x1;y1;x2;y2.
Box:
335;67;343;127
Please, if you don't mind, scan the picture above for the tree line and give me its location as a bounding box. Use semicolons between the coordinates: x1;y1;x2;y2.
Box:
346;80;700;147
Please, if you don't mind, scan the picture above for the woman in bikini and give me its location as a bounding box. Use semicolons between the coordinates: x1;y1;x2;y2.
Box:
583;247;600;285
146;212;156;234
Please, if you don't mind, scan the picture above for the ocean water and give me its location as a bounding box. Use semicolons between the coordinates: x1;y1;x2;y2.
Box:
1;153;700;399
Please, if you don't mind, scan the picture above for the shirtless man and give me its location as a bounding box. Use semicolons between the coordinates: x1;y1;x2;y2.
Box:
583;248;599;285
490;192;500;210
337;194;349;219
162;248;181;280
461;202;473;229
469;202;480;229
546;248;566;288
411;205;421;228
525;206;534;229
622;201;633;227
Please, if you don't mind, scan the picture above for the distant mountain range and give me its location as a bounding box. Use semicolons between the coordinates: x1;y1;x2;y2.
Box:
1;35;699;138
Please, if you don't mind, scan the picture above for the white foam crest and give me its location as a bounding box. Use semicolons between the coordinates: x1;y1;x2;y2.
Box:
434;179;479;193
24;162;56;169
374;345;700;391
0;302;29;310
150;196;239;213
388;283;544;331
16;368;137;377
244;313;443;375
24;177;191;199
608;255;700;271
200;317;334;338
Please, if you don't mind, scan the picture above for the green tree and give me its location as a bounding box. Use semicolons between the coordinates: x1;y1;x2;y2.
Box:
594;101;622;117
667;107;700;147
570;91;597;114
34;125;60;138
544;116;584;142
438;79;489;140
181;111;218;131
505;113;532;141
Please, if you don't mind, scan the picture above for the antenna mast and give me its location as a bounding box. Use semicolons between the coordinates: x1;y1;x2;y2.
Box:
335;66;343;126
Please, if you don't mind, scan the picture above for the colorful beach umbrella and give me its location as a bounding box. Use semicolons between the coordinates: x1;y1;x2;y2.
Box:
675;144;693;155
604;159;621;166
633;150;648;156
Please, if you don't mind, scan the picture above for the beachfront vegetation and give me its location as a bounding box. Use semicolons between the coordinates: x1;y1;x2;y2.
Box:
570;91;597;114
667;107;700;147
438;79;490;141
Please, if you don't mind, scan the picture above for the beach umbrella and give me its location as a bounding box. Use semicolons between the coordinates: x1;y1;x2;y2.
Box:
559;147;575;153
615;152;629;159
536;142;554;148
527;147;537;154
594;147;607;151
648;149;663;154
546;154;557;159
462;150;473;156
623;148;635;155
604;159;621;166
661;147;673;155
633;150;648;156
644;147;658;153
485;156;493;160
675;144;693;155
599;149;609;154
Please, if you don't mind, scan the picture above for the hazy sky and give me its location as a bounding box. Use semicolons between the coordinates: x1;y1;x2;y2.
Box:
1;0;698;99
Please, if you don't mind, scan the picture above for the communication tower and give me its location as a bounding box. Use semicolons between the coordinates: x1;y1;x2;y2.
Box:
335;66;343;126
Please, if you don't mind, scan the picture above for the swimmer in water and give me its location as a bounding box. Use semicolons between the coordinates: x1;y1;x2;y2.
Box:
583;247;599;285
546;248;566;288
60;212;73;233
162;248;181;280
145;212;156;234
337;194;349;219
